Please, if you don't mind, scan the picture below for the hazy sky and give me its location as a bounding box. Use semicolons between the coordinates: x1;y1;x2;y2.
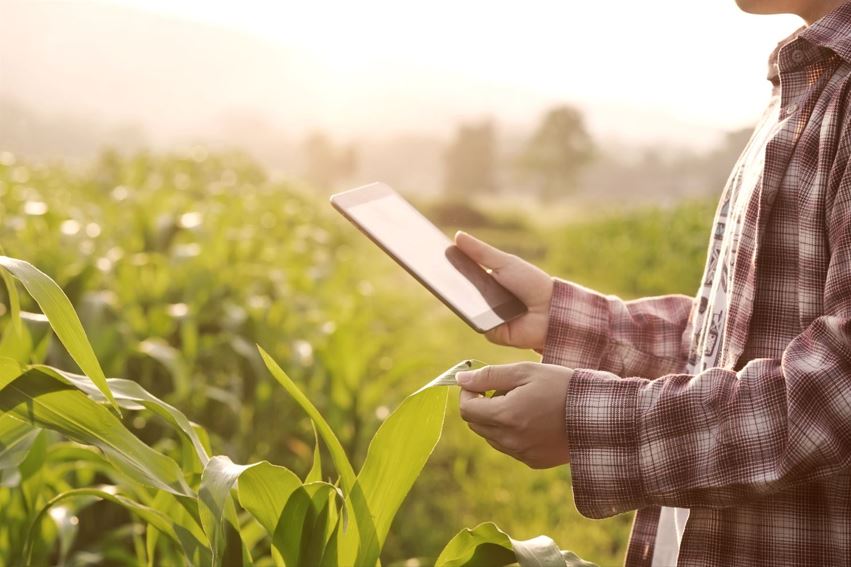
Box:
100;0;802;137
1;0;808;153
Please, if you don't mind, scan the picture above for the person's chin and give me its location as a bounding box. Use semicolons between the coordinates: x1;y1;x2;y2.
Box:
734;0;784;15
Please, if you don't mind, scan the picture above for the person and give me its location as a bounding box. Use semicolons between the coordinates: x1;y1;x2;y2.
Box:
453;1;851;565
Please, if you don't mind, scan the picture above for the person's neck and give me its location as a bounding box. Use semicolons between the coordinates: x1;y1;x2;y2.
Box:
800;0;847;25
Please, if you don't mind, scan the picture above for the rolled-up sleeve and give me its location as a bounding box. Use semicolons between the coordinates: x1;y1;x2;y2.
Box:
542;278;694;378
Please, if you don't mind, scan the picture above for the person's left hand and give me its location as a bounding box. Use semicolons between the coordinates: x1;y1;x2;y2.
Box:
456;362;574;469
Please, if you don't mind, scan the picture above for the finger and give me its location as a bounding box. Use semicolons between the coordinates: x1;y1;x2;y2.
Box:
484;325;511;347
485;323;524;349
456;363;535;394
467;420;502;441
459;389;506;426
468;422;515;457
456;232;552;309
454;231;513;270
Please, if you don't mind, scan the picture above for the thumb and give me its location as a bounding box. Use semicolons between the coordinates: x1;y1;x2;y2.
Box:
456;363;534;394
454;231;513;270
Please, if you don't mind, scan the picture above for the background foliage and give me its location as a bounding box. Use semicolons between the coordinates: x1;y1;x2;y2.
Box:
0;151;714;565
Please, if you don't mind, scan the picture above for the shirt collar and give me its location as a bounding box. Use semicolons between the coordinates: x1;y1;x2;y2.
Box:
767;1;851;84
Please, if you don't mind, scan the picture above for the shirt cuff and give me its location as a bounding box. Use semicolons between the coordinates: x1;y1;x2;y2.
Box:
566;368;647;519
541;278;612;369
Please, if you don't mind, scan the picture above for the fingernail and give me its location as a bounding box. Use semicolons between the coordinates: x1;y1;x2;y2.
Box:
455;230;467;239
456;371;471;385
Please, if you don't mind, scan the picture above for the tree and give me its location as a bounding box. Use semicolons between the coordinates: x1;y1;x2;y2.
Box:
443;120;497;197
302;131;358;191
518;105;594;199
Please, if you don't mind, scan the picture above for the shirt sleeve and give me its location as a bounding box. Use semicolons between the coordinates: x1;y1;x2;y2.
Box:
565;161;851;520
541;278;695;378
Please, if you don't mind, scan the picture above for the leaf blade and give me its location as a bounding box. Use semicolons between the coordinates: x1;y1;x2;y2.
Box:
0;369;192;496
0;258;118;411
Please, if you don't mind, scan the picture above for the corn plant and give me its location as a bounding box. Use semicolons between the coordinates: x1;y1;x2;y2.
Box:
0;255;594;566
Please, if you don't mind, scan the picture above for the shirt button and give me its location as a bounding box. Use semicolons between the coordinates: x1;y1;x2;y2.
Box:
792;49;806;63
785;103;799;115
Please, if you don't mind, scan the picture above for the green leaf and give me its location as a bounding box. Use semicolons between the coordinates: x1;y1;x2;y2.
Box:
301;483;339;567
257;346;356;491
236;461;302;537
36;366;210;466
258;346;376;567
199;455;251;567
0;413;39;487
511;536;573;567
340;359;484;566
0;369;192;496
136;338;191;401
261;352;488;567
412;359;486;394
0;264;21;334
146;489;211;566
0;257;119;412
435;522;518;567
24;486;209;565
206;456;341;567
348;386;449;566
306;422;322;484
436;522;595;567
272;482;338;567
0;313;31;364
0;356;23;390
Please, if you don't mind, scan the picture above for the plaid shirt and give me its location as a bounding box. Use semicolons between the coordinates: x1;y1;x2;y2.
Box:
542;4;851;566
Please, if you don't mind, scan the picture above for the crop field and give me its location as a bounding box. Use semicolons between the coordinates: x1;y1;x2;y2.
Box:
0;151;713;566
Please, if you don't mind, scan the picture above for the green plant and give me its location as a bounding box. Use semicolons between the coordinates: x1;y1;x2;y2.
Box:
0;256;593;566
0;151;648;564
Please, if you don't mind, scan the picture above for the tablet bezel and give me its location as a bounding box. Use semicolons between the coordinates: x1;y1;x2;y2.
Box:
330;182;527;333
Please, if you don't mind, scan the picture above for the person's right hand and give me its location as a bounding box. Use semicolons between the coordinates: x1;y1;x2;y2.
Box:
454;231;554;351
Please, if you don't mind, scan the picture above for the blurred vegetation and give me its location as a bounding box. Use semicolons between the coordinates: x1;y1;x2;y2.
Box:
0;149;715;565
444;121;498;197
516;106;595;199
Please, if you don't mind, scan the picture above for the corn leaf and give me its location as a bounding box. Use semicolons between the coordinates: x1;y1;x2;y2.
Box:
0;264;21;334
204;456;342;567
0;413;39;478
412;359;486;394
136;338;191;401
259;346;376;566
236;461;302;536
342;359;485;566
348;386;449;566
257;346;356;490
0;312;29;363
261;353;489;567
35;366;209;466
0;257;119;412
24;486;209;564
147;490;211;567
435;522;518;567
272;481;339;567
436;521;595;567
0;368;192;496
0;356;23;390
199;455;251;567
306;422;322;483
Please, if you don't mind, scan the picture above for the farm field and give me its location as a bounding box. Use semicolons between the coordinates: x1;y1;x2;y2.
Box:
0;151;714;566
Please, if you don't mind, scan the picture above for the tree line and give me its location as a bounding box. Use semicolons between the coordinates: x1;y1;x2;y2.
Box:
300;104;596;200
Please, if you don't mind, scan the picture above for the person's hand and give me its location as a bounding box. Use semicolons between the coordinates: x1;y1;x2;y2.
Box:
454;231;554;351
457;362;573;469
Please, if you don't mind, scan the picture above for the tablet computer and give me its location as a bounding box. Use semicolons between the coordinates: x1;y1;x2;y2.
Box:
330;182;527;333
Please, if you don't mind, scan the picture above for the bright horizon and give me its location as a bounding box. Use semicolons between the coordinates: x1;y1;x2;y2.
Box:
0;0;809;165
99;0;802;141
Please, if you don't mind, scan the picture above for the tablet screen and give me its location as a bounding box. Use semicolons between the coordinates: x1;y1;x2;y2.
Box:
332;183;526;332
